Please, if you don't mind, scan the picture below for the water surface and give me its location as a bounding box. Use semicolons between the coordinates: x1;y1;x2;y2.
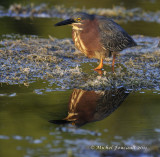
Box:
0;82;160;157
0;17;160;39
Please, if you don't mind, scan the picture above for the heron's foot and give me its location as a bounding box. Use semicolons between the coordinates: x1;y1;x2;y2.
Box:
94;69;103;75
94;66;103;70
94;58;103;70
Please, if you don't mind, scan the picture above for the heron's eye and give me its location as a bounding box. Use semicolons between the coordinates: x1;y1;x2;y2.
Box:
77;18;81;22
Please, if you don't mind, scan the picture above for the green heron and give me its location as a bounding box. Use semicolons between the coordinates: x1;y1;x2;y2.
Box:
49;88;129;127
55;12;137;71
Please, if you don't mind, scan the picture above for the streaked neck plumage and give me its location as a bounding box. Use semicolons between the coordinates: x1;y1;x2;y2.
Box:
72;23;83;31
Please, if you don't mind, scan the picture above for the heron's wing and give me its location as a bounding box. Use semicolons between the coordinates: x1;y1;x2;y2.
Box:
97;17;136;51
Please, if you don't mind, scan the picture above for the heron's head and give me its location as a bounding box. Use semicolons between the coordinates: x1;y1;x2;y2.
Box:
54;12;94;27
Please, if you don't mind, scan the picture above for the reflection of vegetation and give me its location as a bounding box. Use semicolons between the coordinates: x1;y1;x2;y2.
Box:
120;21;160;37
0;17;72;38
0;17;159;39
0;81;72;157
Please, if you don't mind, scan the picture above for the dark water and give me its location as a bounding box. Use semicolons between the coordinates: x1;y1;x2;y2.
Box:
0;17;72;39
0;17;160;39
0;82;160;157
0;0;160;157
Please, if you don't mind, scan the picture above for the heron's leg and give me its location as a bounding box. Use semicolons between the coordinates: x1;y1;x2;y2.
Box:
112;54;116;72
94;58;103;70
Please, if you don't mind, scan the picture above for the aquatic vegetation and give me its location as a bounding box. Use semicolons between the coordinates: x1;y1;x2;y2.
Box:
0;4;160;23
0;34;160;91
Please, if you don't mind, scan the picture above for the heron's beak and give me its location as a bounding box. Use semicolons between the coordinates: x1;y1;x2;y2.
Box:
54;19;75;26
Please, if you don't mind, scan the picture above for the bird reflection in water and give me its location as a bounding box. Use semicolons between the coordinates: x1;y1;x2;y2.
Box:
49;87;129;127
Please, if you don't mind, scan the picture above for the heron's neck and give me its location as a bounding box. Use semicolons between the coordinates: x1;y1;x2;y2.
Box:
72;23;83;31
